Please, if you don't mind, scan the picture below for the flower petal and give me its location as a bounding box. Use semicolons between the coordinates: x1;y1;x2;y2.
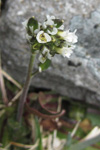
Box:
58;30;78;44
26;34;32;41
47;27;58;35
29;26;34;34
42;47;52;60
22;20;28;28
57;47;73;58
39;54;46;63
36;31;51;43
44;33;51;42
46;15;55;20
39;66;42;72
34;23;41;34
58;24;64;30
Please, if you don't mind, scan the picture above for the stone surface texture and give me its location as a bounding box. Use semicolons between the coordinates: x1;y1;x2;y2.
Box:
0;0;100;105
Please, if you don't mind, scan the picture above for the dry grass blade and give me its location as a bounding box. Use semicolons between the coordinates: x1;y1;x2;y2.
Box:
68;127;100;150
0;104;5;109
0;140;38;150
8;89;23;106
28;140;39;150
52;97;63;150
10;142;33;149
81;126;100;141
1;69;22;89
1;143;11;150
0;54;8;105
71;120;81;138
28;114;36;144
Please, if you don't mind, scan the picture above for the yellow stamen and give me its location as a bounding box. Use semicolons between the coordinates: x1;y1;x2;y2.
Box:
39;33;47;42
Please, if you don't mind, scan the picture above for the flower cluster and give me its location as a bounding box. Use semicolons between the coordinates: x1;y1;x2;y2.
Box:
23;15;78;71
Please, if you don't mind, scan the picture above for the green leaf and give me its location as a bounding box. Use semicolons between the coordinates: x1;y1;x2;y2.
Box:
54;19;63;28
65;134;100;150
8;118;21;129
0;109;5;117
57;131;67;139
39;59;51;71
69;105;85;121
35;117;42;150
2;126;10;147
32;42;40;50
7;117;30;144
87;113;100;126
27;17;38;34
5;106;14;114
0;113;6;138
85;147;98;150
66;132;72;147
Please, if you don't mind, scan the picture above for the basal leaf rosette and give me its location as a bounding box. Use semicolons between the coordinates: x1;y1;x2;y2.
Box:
23;15;78;72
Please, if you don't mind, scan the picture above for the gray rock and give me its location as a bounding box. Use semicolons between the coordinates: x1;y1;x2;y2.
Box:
1;0;100;106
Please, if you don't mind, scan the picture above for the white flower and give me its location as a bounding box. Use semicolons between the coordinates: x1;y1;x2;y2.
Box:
42;47;52;60
39;54;46;63
47;27;58;35
58;29;78;44
39;66;42;72
65;30;78;43
29;24;40;34
22;20;28;28
45;19;54;26
53;138;61;149
57;47;73;58
34;28;39;34
42;15;55;29
26;34;32;41
46;15;55;20
36;31;51;43
46;15;55;26
39;47;52;63
58;24;64;30
42;22;47;29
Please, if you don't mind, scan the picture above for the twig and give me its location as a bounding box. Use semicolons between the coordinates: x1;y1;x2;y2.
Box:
26;103;65;119
38;92;64;115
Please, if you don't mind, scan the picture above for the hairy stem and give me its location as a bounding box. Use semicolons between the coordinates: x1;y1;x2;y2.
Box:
17;53;36;122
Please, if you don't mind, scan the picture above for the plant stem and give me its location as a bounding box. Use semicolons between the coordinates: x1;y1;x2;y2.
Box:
17;53;36;122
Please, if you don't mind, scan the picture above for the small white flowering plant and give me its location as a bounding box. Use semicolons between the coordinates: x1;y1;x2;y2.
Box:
17;15;78;122
24;15;78;71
